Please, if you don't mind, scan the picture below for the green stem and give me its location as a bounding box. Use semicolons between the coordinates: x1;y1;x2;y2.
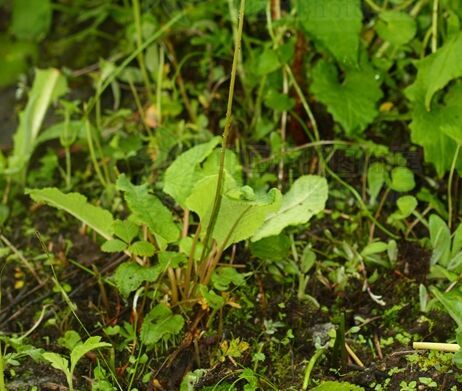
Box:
132;0;154;99
84;118;107;188
85;11;184;118
448;143;460;230
432;0;439;53
156;46;164;125
302;347;326;390
201;0;246;261
364;0;384;12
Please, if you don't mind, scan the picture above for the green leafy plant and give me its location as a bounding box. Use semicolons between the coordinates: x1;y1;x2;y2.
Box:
3;68;68;183
42;334;111;391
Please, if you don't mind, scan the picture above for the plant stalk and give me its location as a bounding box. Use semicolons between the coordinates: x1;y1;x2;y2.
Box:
201;0;246;260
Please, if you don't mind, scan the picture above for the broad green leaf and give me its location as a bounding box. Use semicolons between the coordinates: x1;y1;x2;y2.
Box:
101;239;127;253
406;31;462;111
113;220;139;243
297;0;362;65
311;381;364;391
211;267;245;291
10;0;52;41
163;137;221;206
252;175;328;241
8;69;67;179
185;174;282;248
127;241;156;257
117;174;179;243
26;188;114;240
310;60;382;135
430;286;462;328
140;304;184;345
256;47;281;76
200;149;242;185
429;214;451;266
376;11;416;46
113;261;161;297
367;162;386;204
42;352;69;375
390;167;415;192
406;84;462;176
250;235;291;261
70;336;111;374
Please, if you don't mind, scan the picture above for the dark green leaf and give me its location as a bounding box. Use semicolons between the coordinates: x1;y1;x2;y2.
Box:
140;304;184;345
297;0;362;65
113;262;161;298
117;174;179;243
310;60;382;135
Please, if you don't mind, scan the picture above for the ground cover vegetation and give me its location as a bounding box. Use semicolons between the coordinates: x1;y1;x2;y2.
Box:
2;0;462;389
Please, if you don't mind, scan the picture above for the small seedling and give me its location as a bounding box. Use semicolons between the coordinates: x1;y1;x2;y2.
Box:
42;335;111;391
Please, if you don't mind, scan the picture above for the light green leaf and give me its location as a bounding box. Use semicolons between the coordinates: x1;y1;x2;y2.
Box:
26;188;114;240
390;167;415;192
113;219;139;243
11;0;52;41
113;261;161;297
140;304;184;345
42;352;69;375
70;336;111;374
397;195;417;217
127;241;156;257
8;69;67;179
361;242;388;257
252;175;328;241
376;11;416;46
429;214;451;266
199;149;242;185
297;0;362;65
310;60;382;135
101;239;127;253
163;137;221;206
406;31;462;111
58;330;81;351
367;162;386;204
117;174;179;243
185;174;282;248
